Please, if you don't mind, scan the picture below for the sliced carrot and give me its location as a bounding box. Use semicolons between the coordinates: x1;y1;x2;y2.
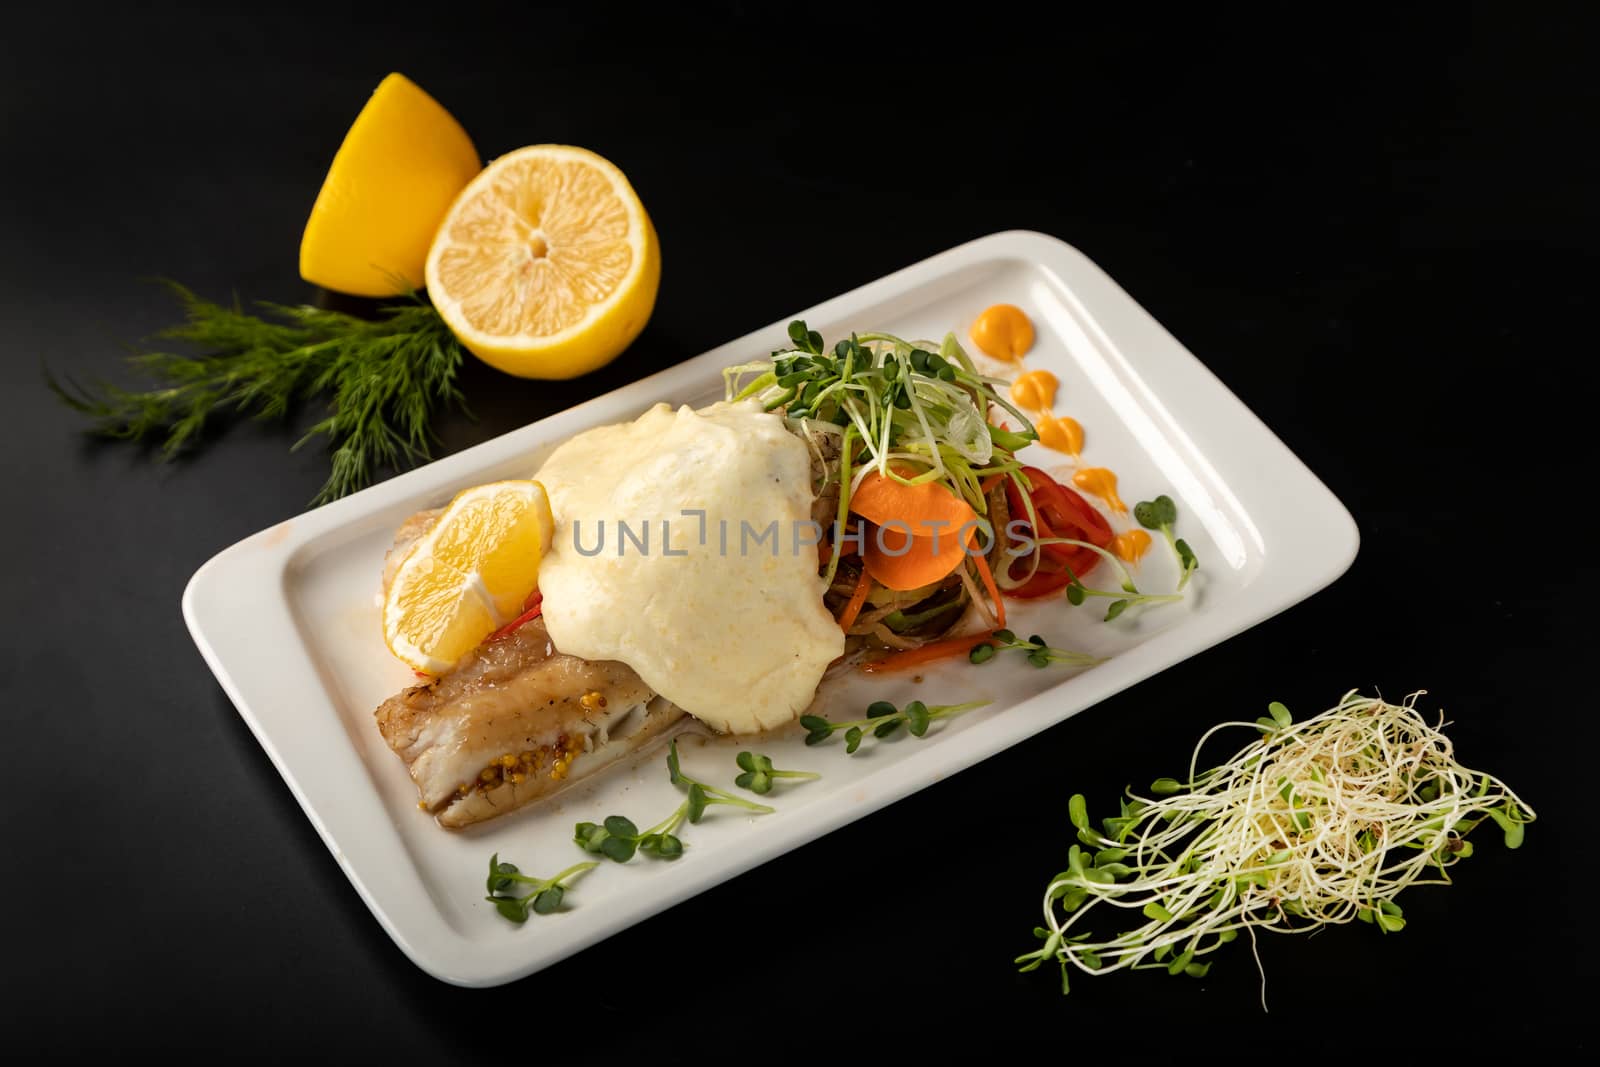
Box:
861;631;998;674
971;552;1006;630
861;521;976;591
980;473;1004;495
836;566;874;632
850;469;980;540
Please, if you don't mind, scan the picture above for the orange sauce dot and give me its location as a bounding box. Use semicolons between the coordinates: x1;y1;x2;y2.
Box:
1073;467;1127;514
1035;414;1083;458
970;304;1035;361
1110;529;1152;564
1010;369;1058;411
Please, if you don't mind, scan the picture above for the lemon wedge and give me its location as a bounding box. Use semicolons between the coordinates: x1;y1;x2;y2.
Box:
424;144;660;379
300;73;481;297
383;480;553;674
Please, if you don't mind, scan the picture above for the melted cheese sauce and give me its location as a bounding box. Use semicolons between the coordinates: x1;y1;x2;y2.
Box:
534;400;843;734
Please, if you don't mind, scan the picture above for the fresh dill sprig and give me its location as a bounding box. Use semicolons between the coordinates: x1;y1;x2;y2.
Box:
48;281;470;505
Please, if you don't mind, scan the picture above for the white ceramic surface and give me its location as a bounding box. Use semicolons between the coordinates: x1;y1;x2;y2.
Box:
183;231;1358;986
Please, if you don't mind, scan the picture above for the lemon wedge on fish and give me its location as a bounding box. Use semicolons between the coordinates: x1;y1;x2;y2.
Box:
424;144;660;379
384;480;553;674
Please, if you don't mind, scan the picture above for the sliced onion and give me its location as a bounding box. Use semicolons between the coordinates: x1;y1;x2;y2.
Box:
871;623;922;650
957;563;998;628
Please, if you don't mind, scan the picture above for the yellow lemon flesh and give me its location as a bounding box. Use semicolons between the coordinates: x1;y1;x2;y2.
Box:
425;144;660;379
300;73;481;297
383;480;553;674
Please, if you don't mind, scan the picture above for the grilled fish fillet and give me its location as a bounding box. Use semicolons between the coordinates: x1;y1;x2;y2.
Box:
374;510;683;828
381;507;442;593
375;616;683;827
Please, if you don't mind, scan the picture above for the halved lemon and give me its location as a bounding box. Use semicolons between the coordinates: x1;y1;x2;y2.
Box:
383;480;553;674
299;73;481;297
424;144;660;379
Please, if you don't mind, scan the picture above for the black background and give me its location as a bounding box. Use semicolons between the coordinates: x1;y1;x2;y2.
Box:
4;3;1592;1058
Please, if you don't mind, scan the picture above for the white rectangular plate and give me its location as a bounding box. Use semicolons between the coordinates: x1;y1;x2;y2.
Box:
184;231;1357;987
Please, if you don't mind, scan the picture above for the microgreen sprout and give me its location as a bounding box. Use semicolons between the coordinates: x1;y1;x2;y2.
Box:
573;812;687;863
801;699;990;753
787;319;825;355
723;320;1037;519
574;740;775;863
1064;573;1183;622
1015;691;1534;1006
667;740;776;817
1133;494;1198;590
1025;535;1185;621
485;853;599;923
970;629;1104;669
734;752;820;795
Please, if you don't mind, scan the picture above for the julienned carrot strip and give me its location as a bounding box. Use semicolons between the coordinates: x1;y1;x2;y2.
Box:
836;567;873;633
980;473;1004;494
861;631;998;674
419;590;544;676
971;552;1006;629
489;593;544;642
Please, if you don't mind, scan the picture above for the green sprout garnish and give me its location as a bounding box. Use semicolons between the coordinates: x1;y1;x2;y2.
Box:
1014;692;1535;1004
1024;535;1184;621
734;752;820;795
1064;572;1183;622
485;853;598;923
970;629;1105;668
668;739;776;818
801;699;990;753
1133;494;1198;590
724;320;1038;591
575;740;774;863
573;813;687;863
